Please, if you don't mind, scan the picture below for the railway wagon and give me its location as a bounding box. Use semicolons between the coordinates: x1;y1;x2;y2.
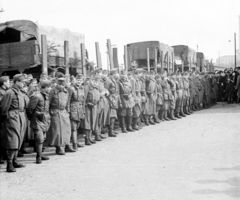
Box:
0;20;85;77
126;41;174;73
171;45;197;72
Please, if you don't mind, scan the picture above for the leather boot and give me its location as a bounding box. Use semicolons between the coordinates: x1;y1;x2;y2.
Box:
71;130;78;151
159;110;165;121
164;111;170;121
65;145;76;153
180;108;186;117
0;150;4;164
169;109;177;120
192;105;197;111
137;118;143;129
20;141;31;154
132;118;140;130
94;131;102;141
72;143;78;151
36;143;49;164
120;116;128;133
149;115;155;125
13;152;26;168
55;146;65;155
126;116;135;132
188;106;193;114
88;131;96;144
6;150;16;173
153;113;160;123
100;134;107;139
175;112;182;119
84;130;91;146
108;118;117;137
144;115;150;126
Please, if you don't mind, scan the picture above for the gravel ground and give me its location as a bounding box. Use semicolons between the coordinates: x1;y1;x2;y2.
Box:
0;102;240;200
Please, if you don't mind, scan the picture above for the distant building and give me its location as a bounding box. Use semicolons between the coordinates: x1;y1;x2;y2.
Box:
216;55;240;69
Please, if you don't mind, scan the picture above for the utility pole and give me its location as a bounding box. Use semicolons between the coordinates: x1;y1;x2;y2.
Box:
147;48;150;72
64;41;69;75
41;35;48;75
234;32;237;69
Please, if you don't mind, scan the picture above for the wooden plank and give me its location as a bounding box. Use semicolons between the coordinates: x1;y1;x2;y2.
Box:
41;35;48;74
113;48;119;69
154;49;157;72
124;45;128;72
80;43;86;78
147;48;150;72
0;40;38;68
107;39;114;69
95;42;101;68
64;40;69;74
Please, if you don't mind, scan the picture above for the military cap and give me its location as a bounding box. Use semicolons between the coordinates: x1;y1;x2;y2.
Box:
51;78;57;83
29;78;37;84
65;74;70;79
91;75;100;81
155;74;161;79
70;75;76;82
0;76;9;85
40;80;51;88
76;73;84;80
56;72;65;81
13;74;25;82
120;69;127;75
22;73;28;79
127;71;133;76
150;70;156;75
27;74;33;79
110;68;118;75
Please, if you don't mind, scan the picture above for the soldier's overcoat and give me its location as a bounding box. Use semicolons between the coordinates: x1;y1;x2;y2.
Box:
0;85;28;149
46;86;71;146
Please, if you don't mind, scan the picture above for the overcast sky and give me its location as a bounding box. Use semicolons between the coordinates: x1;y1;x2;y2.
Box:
0;0;239;68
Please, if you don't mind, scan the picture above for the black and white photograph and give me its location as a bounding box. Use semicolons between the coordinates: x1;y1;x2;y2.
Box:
0;0;240;199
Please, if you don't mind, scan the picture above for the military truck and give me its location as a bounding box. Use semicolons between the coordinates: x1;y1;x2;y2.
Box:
0;20;85;78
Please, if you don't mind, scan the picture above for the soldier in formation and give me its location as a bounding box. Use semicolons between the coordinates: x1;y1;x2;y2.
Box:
0;68;231;173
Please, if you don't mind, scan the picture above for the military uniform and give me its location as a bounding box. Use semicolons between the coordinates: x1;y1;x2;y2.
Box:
175;75;184;118
46;82;72;154
68;81;85;150
26;80;51;163
118;73;135;133
81;79;101;144
1;75;28;172
0;76;9;164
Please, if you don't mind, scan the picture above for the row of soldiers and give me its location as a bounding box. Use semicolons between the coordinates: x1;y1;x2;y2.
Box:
216;68;240;103
0;68;218;173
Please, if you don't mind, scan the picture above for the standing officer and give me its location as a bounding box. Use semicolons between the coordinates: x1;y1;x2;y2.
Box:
155;74;164;122
175;72;184;118
0;76;10;164
81;73;101;144
168;73;178;120
46;73;75;155
68;74;85;150
26;80;51;164
145;70;157;124
118;70;135;133
182;72;190;115
1;74;28;172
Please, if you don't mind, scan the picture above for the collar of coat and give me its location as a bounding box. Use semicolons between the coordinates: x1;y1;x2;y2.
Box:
55;85;68;93
0;85;8;91
11;84;21;93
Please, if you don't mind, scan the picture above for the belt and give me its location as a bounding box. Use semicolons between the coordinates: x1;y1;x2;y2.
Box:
9;109;24;112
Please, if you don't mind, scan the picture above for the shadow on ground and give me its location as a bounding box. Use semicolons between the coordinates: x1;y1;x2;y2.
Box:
193;177;240;198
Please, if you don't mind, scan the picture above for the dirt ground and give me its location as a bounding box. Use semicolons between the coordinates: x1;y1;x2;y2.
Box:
1;102;240;200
